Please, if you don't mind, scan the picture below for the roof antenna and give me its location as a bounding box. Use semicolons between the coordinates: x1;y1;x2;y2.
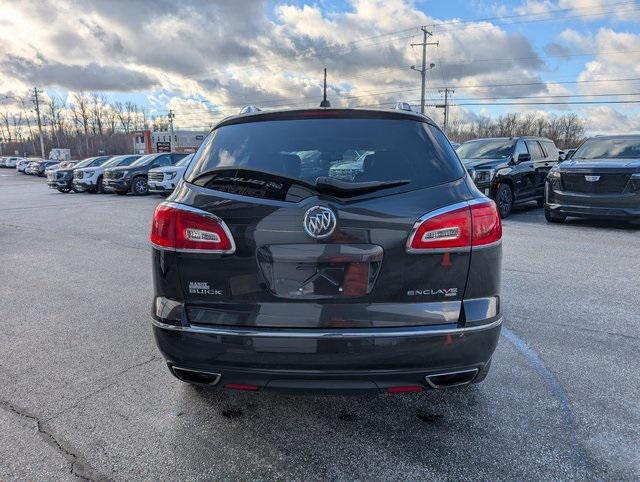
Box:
320;68;331;107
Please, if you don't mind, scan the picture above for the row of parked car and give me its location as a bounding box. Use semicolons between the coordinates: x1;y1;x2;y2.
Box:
455;134;640;224
3;152;194;196
4;129;638;225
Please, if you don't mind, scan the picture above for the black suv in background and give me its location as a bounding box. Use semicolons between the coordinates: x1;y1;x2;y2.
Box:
104;152;187;195
150;107;503;394
545;135;640;224
457;136;560;217
47;156;111;193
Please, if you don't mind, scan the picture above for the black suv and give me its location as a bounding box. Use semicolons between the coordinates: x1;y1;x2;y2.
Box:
545;135;640;224
150;107;503;394
47;156;111;193
457;136;560;218
104;152;187;195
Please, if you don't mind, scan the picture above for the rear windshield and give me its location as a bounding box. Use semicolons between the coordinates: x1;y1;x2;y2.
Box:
185;118;464;196
457;139;515;159
572;138;640;160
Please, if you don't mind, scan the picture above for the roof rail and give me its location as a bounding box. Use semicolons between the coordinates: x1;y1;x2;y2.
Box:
394;102;413;112
239;105;261;114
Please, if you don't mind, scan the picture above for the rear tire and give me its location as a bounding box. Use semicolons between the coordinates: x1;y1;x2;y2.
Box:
495;184;513;218
57;187;71;193
473;359;492;384
132;176;148;196
545;208;566;223
536;198;544;208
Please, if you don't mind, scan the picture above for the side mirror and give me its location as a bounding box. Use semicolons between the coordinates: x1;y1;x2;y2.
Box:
517;153;531;163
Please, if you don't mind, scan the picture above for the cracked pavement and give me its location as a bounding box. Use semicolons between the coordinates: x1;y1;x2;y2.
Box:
1;172;639;480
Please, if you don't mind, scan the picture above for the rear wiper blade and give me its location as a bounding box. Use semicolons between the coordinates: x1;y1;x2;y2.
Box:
314;177;411;193
190;168;410;195
190;167;317;190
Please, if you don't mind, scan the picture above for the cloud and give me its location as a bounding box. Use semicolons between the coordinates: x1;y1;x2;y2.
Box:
515;0;639;21
559;29;594;52
570;28;640;97
581;106;640;134
0;0;637;135
544;42;572;60
0;0;546;104
1;55;157;91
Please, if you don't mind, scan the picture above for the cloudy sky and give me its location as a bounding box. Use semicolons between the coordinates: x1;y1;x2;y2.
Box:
0;0;639;133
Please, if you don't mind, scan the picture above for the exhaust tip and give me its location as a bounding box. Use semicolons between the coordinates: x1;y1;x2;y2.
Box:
425;368;479;389
169;365;221;385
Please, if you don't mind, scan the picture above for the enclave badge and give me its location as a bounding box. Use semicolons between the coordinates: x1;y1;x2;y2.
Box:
303;206;336;239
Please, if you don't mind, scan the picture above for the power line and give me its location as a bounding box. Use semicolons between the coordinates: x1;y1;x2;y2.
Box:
159;76;640;115
180;2;638;81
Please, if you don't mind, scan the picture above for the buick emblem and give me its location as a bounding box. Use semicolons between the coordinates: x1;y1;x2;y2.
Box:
585;175;600;182
303;206;336;239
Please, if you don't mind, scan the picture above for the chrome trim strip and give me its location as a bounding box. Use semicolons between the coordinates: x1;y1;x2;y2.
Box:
169;366;222;386
151;316;502;338
150;201;236;254
424;368;479;389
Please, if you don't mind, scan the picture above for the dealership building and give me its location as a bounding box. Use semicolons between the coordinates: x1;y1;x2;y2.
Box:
132;130;208;154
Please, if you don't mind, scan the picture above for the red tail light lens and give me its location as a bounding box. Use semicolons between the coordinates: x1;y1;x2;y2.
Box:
225;383;259;391
150;203;235;253
407;200;501;252
470;200;502;246
387;385;424;394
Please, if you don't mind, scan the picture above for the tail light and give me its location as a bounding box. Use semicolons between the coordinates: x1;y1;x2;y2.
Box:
150;202;235;253
406;200;501;253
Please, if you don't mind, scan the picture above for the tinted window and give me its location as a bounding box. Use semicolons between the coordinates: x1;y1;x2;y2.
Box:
525;141;544;160
89;157;110;167
542;141;558;159
130;154;157;167
186;118;464;191
155;155;172;167
75;157;97;168
515;140;528;158
103;155;138;167
457;139;515;159
573;137;640;160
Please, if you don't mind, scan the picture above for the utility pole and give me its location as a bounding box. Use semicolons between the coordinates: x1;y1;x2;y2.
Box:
168;110;175;151
32;87;46;158
411;27;438;113
436;88;454;134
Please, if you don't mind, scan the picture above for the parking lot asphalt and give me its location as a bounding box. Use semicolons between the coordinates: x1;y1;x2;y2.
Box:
1;171;638;481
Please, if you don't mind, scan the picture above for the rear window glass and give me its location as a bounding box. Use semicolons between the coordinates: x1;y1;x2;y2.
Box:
573;137;640;160
185;118;464;197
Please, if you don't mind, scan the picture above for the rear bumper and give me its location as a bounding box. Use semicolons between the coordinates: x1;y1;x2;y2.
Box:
152;317;502;393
